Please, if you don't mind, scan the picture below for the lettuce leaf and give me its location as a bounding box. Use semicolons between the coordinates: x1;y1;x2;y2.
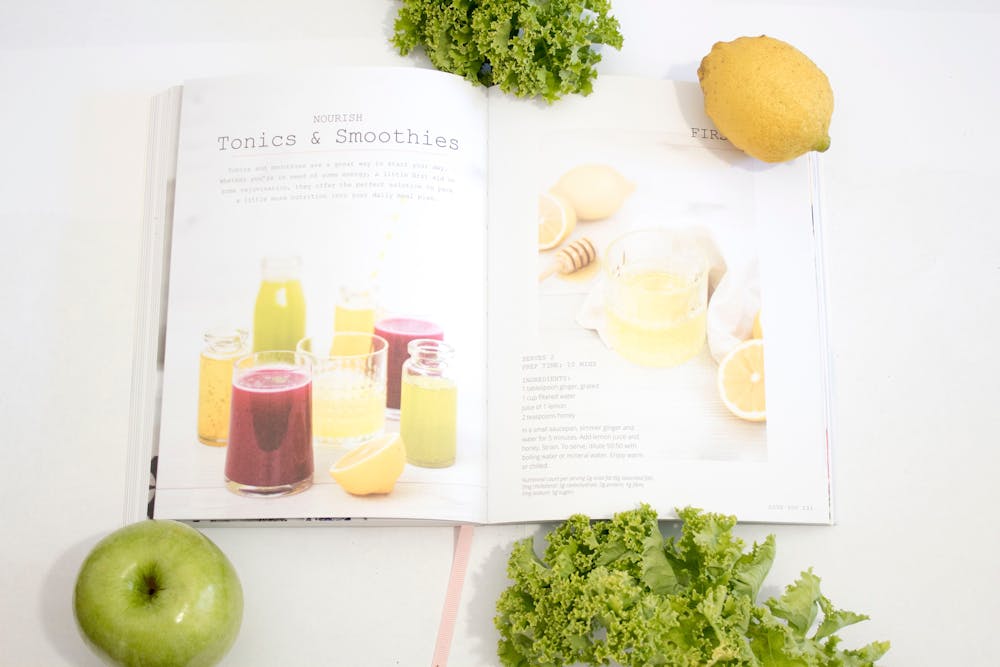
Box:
391;0;624;103
495;505;890;667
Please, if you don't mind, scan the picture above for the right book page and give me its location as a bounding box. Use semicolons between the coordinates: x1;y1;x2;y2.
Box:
485;76;832;525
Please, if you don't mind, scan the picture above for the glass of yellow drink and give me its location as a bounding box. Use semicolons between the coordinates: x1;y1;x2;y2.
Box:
197;327;249;446
296;333;388;447
332;285;377;355
603;229;708;367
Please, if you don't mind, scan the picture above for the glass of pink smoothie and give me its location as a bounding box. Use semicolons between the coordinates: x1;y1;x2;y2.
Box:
224;351;314;497
373;316;444;417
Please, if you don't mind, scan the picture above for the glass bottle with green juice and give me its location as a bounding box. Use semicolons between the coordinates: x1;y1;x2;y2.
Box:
252;256;306;352
399;338;457;468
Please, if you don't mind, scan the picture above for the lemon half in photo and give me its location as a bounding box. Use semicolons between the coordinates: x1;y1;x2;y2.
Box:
329;432;406;496
718;339;766;422
538;191;577;250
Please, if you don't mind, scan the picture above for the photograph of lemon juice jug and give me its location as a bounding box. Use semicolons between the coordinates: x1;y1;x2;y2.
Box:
252;256;306;353
603;229;708;367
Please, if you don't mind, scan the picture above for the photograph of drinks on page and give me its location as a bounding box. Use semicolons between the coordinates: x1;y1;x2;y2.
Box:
534;151;765;461
483;77;832;524
151;68;490;523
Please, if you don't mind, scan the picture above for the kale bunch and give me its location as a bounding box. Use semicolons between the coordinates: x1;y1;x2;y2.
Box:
391;0;624;103
495;505;890;666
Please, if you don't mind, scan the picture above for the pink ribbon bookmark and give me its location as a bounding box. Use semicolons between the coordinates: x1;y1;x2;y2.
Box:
431;524;475;666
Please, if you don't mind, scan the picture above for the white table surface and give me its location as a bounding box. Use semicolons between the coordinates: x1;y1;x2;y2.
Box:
2;2;998;665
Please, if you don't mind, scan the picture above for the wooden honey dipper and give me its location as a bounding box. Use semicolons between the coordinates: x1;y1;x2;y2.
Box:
539;237;597;281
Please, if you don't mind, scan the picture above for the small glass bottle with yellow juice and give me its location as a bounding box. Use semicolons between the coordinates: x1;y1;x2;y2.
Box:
197;328;249;445
252;257;306;352
399;339;457;468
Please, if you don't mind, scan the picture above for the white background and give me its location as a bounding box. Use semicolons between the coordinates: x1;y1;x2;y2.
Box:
2;1;998;665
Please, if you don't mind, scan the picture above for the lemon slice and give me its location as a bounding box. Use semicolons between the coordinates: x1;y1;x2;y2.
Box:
751;309;763;339
538;191;576;250
718;339;766;422
329;432;406;495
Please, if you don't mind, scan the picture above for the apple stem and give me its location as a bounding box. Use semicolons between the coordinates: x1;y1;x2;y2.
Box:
139;564;163;601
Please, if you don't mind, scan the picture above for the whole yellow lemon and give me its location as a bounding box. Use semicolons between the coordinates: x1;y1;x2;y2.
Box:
550;164;634;221
697;35;833;163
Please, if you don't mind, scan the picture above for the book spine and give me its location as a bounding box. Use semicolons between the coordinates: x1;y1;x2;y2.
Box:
123;87;183;525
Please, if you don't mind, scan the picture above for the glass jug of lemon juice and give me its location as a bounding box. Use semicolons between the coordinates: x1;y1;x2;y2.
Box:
604;229;707;367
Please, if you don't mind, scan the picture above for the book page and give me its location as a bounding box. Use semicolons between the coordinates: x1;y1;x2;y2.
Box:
153;67;490;523
485;77;832;524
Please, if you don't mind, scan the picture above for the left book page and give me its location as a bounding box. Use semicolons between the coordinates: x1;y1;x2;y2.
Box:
148;67;490;524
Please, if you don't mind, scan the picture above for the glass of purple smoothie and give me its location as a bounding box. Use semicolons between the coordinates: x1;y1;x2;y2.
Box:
224;351;314;497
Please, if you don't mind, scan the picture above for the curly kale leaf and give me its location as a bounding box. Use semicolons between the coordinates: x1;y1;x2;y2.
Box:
495;507;672;666
391;0;624;102
749;570;892;667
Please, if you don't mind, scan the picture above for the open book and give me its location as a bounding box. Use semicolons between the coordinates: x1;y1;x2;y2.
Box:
128;66;834;526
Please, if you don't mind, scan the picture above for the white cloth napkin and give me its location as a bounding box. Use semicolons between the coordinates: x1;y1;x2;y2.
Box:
705;256;760;362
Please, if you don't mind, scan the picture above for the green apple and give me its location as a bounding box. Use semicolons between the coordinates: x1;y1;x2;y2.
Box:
73;519;244;667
